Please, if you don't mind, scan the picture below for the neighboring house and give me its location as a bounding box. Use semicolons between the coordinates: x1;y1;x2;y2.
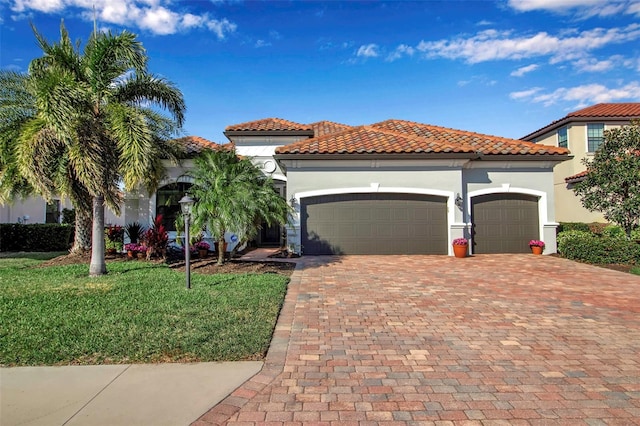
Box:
521;103;640;224
1;117;570;255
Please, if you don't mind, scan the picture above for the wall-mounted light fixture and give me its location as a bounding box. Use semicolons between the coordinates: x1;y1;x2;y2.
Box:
289;195;297;207
455;193;464;210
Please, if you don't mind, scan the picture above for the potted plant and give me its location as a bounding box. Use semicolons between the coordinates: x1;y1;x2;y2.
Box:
529;240;545;255
124;243;138;259
195;241;210;258
452;237;468;258
105;225;124;255
105;239;123;255
136;244;148;260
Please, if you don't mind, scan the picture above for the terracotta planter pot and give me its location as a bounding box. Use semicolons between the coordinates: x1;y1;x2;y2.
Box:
214;241;228;253
453;244;468;258
198;249;208;259
106;248;117;255
531;246;543;255
136;252;145;260
127;250;134;259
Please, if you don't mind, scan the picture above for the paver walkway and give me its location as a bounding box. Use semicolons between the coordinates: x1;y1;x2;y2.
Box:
194;254;640;425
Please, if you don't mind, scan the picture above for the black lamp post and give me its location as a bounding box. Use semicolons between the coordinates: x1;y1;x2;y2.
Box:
179;195;195;289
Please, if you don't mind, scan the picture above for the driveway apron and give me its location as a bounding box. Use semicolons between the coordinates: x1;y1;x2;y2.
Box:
194;254;640;425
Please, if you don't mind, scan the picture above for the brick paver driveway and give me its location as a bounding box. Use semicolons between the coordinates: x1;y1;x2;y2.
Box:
195;255;640;425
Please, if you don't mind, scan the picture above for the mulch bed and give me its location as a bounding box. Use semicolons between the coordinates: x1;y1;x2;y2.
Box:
37;252;296;276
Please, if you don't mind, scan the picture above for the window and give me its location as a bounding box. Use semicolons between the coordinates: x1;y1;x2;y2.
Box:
557;127;568;148
587;123;604;152
156;182;192;231
45;200;60;223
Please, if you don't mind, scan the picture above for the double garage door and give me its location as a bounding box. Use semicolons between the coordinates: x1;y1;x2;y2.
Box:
301;193;447;255
301;192;540;255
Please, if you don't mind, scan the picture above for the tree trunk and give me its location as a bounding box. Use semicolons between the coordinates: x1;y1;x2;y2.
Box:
89;195;107;276
70;208;92;254
217;235;225;266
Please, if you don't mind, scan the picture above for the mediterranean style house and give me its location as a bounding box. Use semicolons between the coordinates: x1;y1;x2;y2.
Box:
2;117;570;255
522;103;640;223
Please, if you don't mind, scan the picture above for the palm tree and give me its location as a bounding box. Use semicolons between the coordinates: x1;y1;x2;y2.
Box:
189;149;291;265
6;22;185;276
0;70;94;253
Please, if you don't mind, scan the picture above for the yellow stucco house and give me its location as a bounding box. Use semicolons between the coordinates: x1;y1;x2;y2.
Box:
522;103;640;224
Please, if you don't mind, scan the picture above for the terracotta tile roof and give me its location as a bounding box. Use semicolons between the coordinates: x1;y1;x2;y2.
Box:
372;120;568;155
275;119;567;156
309;121;353;137
225;118;312;132
567;103;640;118
172;136;229;156
565;170;588;183
522;103;640;140
277;125;479;155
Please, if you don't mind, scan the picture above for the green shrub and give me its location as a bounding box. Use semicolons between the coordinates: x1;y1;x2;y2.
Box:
556;230;592;253
631;227;640;241
557;222;591;233
557;230;640;264
0;224;73;252
602;225;626;239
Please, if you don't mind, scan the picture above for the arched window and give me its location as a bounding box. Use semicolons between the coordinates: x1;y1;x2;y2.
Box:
156;182;192;231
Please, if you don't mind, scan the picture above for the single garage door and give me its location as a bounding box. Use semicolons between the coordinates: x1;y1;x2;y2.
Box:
472;193;539;254
301;193;447;255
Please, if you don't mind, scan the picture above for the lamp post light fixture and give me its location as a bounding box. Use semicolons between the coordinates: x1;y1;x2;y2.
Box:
179;195;195;289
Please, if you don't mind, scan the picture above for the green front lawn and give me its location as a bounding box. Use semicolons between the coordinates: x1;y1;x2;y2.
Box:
0;255;288;366
632;266;640;276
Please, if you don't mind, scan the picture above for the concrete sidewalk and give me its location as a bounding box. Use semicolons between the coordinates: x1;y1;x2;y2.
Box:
1;361;262;426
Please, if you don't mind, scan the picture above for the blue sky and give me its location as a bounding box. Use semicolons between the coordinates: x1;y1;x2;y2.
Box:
1;0;639;142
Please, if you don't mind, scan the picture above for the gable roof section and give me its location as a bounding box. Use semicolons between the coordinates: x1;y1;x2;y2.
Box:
276;119;568;158
309;121;353;137
522;103;640;140
224;117;314;136
172;136;230;157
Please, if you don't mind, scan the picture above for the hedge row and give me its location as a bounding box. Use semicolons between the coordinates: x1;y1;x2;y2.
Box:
557;230;640;264
0;224;73;252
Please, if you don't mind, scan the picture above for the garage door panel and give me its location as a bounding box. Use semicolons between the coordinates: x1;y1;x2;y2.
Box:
472;193;539;254
302;193;447;255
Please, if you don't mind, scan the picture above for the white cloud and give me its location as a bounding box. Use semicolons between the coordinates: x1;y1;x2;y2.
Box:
510;82;640;106
416;24;640;64
386;44;415;62
356;43;379;58
255;39;271;48
508;0;633;18
573;55;622;72
511;64;539;77
509;87;542;100
11;0;65;13
9;0;237;38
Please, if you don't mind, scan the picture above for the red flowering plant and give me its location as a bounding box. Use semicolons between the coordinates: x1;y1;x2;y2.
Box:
528;240;545;248
143;215;168;259
195;241;210;251
452;237;468;246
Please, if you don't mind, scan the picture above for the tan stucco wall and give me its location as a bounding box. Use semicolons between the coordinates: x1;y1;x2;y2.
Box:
532;121;632;224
